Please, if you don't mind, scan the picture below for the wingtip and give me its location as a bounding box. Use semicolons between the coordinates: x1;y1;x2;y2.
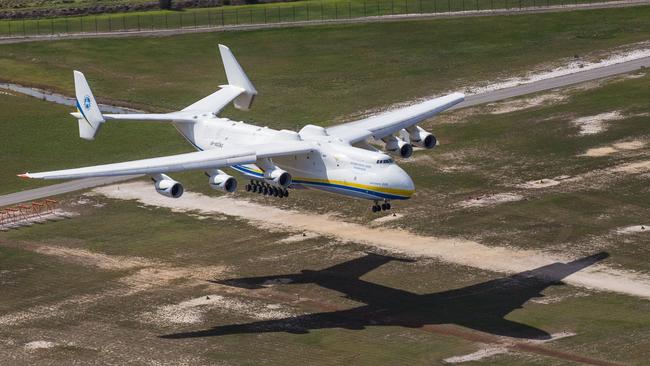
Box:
218;44;229;51
17;173;32;179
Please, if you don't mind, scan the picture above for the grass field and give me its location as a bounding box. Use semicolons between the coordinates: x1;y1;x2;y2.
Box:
1;196;649;365
0;8;649;365
0;0;627;37
2;6;650;126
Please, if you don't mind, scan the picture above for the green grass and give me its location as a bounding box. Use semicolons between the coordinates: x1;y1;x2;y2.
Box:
0;92;190;194
2;197;649;364
0;0;626;37
2;6;650;128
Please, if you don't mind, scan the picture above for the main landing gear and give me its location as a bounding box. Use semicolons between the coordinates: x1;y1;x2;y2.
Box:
245;180;289;198
371;200;391;213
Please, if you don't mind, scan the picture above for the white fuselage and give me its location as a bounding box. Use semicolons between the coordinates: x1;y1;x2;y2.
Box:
175;117;415;201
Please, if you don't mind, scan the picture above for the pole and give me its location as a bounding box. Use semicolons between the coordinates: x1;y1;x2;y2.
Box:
79;17;83;33
137;15;141;31
95;16;98;33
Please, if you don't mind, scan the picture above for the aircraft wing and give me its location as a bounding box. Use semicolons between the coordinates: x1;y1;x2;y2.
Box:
19;141;314;180
326;92;464;144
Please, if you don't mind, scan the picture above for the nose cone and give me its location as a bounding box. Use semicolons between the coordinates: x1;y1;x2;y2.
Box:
386;165;415;199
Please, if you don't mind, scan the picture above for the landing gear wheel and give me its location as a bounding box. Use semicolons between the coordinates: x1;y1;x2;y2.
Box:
272;187;279;197
245;184;251;192
381;203;388;211
371;205;380;213
386;202;391;210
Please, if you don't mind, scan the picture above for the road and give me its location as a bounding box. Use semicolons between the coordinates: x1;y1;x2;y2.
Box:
1;54;649;206
0;0;649;45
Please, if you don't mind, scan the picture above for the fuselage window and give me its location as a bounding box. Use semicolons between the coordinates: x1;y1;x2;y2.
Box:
376;159;394;164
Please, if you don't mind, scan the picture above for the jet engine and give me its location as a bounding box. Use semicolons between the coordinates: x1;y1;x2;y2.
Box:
207;169;238;193
258;158;292;188
406;126;437;149
382;135;413;158
153;174;184;198
266;168;292;188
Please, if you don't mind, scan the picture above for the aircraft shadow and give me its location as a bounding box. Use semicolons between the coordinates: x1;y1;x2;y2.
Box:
161;251;609;340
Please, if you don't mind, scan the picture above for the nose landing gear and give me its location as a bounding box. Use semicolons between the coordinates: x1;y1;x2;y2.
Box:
372;200;391;212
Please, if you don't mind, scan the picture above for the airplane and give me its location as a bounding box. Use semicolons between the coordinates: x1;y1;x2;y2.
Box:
161;251;609;339
19;44;465;212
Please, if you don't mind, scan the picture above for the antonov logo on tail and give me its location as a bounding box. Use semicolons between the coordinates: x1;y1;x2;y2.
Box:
83;95;91;110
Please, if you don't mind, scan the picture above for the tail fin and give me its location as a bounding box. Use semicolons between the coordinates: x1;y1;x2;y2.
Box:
73;70;105;140
218;44;257;111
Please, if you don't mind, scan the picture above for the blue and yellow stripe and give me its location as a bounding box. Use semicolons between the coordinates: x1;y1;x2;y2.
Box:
232;164;413;200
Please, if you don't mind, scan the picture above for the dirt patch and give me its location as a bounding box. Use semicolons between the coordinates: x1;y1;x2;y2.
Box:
488;93;567;115
615;225;649;234
371;213;404;225
457;193;523;208
610;160;650;173
33;245;154;271
572;111;624;135
582;140;646;157
93;182;650;299
24;341;57;350
141;294;296;326
444;345;509;363
279;231;320;243
517;175;572;189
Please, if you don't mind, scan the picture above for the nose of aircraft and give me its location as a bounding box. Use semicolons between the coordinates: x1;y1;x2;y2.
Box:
386;164;415;198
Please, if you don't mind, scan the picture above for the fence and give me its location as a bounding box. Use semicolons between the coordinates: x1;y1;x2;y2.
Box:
0;0;619;37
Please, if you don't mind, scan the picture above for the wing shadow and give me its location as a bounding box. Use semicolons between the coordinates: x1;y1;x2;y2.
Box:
161;252;608;340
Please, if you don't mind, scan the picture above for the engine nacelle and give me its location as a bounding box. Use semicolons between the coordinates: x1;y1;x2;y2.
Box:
257;158;293;188
266;168;292;188
153;174;184;198
207;170;238;193
382;135;413;158
407;126;437;149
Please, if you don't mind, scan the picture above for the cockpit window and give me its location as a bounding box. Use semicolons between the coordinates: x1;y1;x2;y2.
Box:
376;159;394;164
